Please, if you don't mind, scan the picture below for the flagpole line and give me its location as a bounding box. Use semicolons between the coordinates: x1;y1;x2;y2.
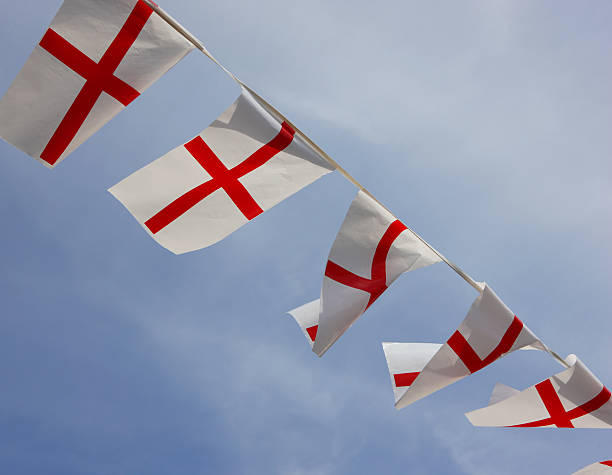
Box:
142;1;239;82
143;0;483;293
532;341;570;368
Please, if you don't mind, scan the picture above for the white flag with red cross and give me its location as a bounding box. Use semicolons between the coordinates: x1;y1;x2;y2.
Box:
573;461;612;474
109;87;335;254
395;284;542;409
382;343;442;403
288;191;442;356
466;355;612;429
0;0;194;168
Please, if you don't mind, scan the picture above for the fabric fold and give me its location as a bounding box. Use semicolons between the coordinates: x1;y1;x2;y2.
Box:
289;190;441;356
466;355;612;429
395;284;541;409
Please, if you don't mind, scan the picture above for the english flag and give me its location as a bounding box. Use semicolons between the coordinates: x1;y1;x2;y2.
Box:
573;461;612;474
382;343;442;404
395;284;542;409
466;355;612;429
109;87;335;254
0;0;194;167
289;191;441;356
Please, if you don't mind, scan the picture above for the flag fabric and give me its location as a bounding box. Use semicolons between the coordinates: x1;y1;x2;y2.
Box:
395;284;541;409
465;355;612;429
288;300;321;348
573;461;612;474
0;0;194;167
289;190;442;356
382;342;442;404
109;86;335;254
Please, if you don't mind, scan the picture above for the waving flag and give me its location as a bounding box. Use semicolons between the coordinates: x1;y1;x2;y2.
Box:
395;284;542;409
573;461;612;474
289;191;441;356
0;0;194;167
110;87;334;254
382;343;442;404
466;355;612;429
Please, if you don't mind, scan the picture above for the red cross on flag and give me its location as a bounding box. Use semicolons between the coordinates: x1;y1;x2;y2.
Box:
465;355;612;429
0;0;194;168
109;87;335;254
288;191;442;356
573;461;612;474
394;284;542;409
382;343;442;404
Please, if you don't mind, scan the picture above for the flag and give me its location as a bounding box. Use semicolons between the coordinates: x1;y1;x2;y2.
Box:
289;191;441;356
0;0;194;167
382;342;442;404
395;284;541;409
573;461;612;474
465;354;612;428
109;86;335;254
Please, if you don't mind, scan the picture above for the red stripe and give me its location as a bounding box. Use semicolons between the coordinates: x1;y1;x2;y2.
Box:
324;219;406;310
394;372;419;388
601;461;612;467
534;380;574;428
510;385;611;428
447;316;523;374
565;386;611;421
306;325;318;341
230;121;295;178
39;0;151;165
325;261;383;296
145;121;295;234
371;220;407;283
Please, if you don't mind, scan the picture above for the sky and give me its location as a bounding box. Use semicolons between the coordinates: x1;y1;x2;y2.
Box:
1;0;612;474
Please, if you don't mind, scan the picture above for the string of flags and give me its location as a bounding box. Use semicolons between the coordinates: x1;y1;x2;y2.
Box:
0;0;609;471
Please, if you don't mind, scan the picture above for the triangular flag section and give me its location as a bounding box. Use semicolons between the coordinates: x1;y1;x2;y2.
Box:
289;191;442;356
573;461;612;474
395;284;542;409
382;343;442;404
109;86;335;254
0;0;194;168
288;300;321;348
466;355;612;428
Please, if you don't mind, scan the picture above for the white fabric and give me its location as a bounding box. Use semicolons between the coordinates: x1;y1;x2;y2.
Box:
0;0;194;167
466;355;612;429
488;382;521;406
109;87;334;254
289;191;441;356
382;343;442;403
573;462;612;474
288;299;320;348
395;284;541;409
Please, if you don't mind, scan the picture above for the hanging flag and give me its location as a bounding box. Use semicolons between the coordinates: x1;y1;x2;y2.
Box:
394;284;542;409
288;191;441;356
465;354;612;429
573;461;612;474
382;342;442;404
0;0;194;167
110;87;335;254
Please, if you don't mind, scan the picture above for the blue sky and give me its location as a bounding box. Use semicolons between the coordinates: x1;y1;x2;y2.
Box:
1;0;612;474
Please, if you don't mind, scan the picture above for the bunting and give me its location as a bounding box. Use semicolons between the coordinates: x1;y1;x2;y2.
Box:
0;1;607;471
